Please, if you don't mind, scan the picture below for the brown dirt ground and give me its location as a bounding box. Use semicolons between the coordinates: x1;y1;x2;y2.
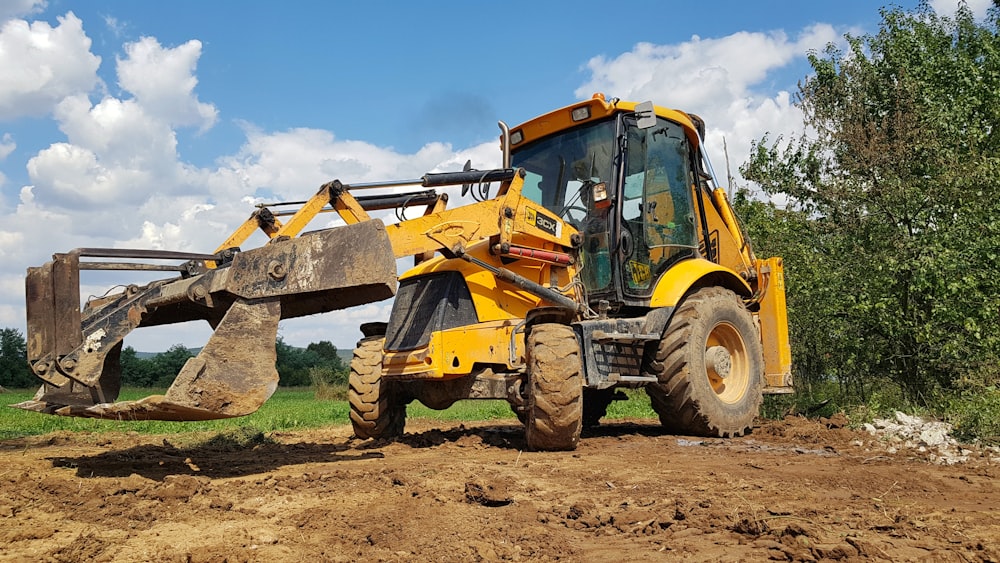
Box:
0;416;998;562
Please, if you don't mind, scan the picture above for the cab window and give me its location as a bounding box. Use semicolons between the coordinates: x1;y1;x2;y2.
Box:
621;119;697;293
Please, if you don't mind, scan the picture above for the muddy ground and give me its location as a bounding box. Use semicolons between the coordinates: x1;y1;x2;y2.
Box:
0;416;998;562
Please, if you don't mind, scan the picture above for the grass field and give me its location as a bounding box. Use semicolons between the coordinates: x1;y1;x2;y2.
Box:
0;387;658;441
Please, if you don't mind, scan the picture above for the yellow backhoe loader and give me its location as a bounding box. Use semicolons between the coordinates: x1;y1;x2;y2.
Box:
17;94;792;450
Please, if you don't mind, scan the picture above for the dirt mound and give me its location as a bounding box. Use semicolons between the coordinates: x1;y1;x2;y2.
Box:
1;417;997;561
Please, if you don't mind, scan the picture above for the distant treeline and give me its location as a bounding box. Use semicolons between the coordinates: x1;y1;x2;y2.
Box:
0;328;348;389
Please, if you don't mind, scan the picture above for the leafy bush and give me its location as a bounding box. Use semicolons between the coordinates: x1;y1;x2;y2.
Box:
0;328;34;388
942;385;1000;445
309;367;348;400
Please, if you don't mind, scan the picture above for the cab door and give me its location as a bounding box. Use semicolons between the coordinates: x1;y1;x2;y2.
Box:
618;118;698;299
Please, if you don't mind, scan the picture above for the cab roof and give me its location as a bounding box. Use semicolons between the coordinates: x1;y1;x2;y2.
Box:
509;93;704;151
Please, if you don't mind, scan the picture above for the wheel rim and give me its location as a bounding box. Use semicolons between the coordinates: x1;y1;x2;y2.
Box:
705;321;750;404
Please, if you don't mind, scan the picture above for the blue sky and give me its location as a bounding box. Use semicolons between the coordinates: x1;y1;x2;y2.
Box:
0;0;991;352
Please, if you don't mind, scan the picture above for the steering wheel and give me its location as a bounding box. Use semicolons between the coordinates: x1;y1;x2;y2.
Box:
561;205;590;228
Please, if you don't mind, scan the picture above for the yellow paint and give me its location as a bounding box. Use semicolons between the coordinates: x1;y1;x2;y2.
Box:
711;188;756;268
695;186;754;279
756;257;792;389
649;258;751;308
382;319;524;379
511;94;703;152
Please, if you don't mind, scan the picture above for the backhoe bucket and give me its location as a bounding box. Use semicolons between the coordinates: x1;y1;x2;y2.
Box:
15;219;398;420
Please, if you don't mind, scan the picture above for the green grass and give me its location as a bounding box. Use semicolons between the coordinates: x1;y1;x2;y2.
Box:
0;388;350;441
606;388;657;418
1;386;658;442
407;399;518;421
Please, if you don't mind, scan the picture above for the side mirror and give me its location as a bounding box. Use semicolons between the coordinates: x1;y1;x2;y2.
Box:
635;101;656;130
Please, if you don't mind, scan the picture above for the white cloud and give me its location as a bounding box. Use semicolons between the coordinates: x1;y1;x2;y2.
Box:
212;126;461;199
0;0;45;22
0;185;110;279
929;0;994;18
0;132;13;189
115;196;222;251
0;12;100;119
103;15;126;38
24;35;221;214
0;132;14;159
0;231;24;258
117;37;218;130
576;24;842;190
576;25;837;110
0;303;20;327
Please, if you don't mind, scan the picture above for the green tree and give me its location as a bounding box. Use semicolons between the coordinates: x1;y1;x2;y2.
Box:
120;346;159;387
0;328;34;388
275;337;319;386
150;344;195;387
742;2;1000;405
275;338;349;386
306;340;348;383
733;195;861;407
306;340;342;367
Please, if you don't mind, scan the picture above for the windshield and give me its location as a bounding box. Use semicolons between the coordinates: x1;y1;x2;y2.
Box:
511;118;618;294
510;119;617;229
509;115;699;299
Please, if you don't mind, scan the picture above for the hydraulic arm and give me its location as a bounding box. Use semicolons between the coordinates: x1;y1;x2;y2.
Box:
16;167;583;420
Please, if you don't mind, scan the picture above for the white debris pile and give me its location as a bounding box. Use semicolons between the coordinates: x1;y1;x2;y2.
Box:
861;411;998;465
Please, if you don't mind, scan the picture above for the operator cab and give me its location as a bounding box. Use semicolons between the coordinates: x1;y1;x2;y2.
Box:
511;103;703;308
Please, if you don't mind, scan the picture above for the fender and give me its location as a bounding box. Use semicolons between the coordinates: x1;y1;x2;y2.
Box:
649;258;752;308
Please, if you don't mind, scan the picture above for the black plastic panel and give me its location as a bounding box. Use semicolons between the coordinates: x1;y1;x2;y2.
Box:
384;272;478;352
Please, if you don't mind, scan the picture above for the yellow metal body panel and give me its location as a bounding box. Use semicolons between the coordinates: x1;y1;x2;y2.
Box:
382;319;524;380
711;188;755;267
649;258;751;308
756;257;792;390
275;183;354;238
384;172;576;259
696;186;754;280
213;213;282;253
401;236;574;324
511;94;702;152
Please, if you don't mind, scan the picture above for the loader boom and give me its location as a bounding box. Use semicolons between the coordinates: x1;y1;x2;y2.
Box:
17;167;586;420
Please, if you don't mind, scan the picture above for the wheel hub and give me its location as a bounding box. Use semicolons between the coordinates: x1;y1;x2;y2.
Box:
705;346;732;379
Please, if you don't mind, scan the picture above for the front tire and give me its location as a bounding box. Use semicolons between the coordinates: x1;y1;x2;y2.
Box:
645;287;764;438
524;323;584;451
349;339;405;439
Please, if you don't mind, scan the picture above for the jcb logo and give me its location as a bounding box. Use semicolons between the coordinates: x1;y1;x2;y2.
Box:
628;261;651;285
526;207;558;236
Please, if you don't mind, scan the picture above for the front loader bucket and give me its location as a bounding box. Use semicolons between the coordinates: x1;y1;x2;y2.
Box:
15;219;398;420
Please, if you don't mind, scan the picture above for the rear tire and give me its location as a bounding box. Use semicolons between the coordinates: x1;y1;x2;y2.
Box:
645;287;763;438
524;323;583;451
349;339;405;440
